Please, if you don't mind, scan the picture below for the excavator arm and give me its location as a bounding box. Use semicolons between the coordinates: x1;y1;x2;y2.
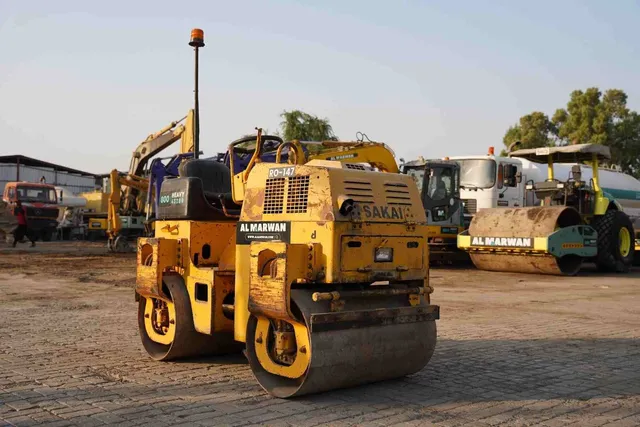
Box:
107;170;149;240
302;141;399;173
121;110;194;214
128;110;194;177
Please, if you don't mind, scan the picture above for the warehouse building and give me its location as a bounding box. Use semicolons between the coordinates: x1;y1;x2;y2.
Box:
0;155;99;195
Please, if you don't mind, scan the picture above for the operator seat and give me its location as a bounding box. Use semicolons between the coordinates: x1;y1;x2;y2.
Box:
179;159;232;195
156;159;238;222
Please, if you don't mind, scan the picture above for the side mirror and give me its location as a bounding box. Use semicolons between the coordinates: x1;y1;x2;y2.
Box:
60;190;64;203
515;170;522;184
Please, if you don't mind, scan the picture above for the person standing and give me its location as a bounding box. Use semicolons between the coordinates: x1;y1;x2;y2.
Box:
12;201;36;248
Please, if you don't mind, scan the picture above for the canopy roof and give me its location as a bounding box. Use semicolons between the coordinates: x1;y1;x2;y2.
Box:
509;144;611;163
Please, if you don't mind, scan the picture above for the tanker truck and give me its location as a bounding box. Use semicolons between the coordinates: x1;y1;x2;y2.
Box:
453;145;639;273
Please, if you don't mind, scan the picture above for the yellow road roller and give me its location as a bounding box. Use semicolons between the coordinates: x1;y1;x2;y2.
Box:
135;132;439;397
458;143;635;275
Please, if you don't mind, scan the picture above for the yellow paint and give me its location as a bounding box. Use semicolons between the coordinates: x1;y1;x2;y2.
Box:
619;227;631;257
457;234;471;249
253;316;310;379
227;135;400;205
562;243;584;249
457;234;548;253
547;155;554;181
88;218;107;231
143;296;176;345
180;109;195;154
340;236;424;272
234;242;251;343
137;154;433;380
138;221;237;336
80;191;109;214
587;153;611;215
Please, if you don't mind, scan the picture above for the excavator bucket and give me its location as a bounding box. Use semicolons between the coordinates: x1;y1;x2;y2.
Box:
457;206;598;275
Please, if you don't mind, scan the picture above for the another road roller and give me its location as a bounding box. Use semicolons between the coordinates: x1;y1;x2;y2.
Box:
135;132;439;397
457;143;635;275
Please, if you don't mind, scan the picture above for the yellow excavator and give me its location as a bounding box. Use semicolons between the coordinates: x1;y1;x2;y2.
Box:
94;111;196;252
136;129;439;397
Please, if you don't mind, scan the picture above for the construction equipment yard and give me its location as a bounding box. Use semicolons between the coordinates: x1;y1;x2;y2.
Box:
1;243;638;427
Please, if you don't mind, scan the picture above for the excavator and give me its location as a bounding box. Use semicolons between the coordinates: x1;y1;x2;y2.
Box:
136;128;439;397
401;157;466;263
90;111;196;252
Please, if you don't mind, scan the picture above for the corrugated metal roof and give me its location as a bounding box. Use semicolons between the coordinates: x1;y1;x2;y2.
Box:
0;155;97;177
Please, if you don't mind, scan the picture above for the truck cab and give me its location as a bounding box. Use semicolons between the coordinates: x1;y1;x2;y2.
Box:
449;148;523;227
401;158;465;262
2;182;60;241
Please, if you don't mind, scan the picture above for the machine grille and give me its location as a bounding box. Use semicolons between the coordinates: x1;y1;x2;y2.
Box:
26;207;59;219
385;182;412;206
345;163;366;170
344;180;374;204
264;178;285;214
462;198;477;214
286;176;310;214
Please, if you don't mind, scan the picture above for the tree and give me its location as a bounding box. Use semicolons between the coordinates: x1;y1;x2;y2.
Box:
279;110;338;141
503;88;640;177
501;112;556;155
610;111;640;176
552;88;629;146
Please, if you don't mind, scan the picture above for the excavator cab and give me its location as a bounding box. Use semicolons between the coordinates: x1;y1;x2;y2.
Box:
403;159;465;263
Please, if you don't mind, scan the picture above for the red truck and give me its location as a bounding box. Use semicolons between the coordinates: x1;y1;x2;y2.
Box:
2;182;60;241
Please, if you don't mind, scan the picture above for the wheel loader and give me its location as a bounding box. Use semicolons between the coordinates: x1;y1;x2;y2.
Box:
135;130;439;398
457;143;635;275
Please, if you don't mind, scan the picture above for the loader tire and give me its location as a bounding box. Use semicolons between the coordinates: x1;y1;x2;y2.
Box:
593;210;634;273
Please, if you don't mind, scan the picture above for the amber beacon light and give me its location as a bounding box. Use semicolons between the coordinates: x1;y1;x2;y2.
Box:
189;28;205;47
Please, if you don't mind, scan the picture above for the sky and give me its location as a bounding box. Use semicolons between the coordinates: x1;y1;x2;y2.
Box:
1;0;639;174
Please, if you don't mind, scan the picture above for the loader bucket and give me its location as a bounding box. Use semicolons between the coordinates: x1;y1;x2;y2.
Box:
457;206;598;275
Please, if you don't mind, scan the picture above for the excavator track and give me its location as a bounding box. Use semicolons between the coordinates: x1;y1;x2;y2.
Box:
245;289;438;398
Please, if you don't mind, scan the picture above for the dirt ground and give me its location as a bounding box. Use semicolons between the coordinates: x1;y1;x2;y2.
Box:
0;242;639;426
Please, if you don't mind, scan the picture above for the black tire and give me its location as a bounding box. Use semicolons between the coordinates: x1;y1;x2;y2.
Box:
138;275;242;361
592;210;635;273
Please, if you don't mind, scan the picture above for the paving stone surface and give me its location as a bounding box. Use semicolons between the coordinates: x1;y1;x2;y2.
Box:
0;246;639;426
